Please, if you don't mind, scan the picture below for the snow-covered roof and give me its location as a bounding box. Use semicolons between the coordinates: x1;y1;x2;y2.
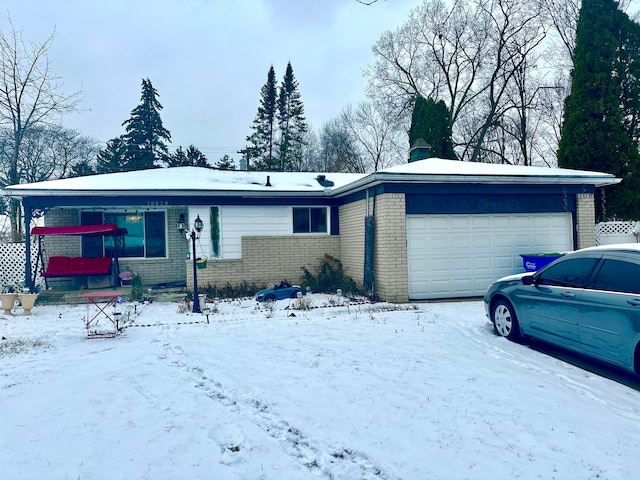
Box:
1;159;620;199
2;167;366;198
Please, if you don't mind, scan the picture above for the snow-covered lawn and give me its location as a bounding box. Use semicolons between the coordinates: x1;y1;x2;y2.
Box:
1;295;639;480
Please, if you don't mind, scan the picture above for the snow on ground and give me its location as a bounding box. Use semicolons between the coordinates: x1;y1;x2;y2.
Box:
1;294;639;480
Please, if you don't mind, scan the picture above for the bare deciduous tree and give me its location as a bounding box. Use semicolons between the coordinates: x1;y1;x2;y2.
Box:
0;17;83;240
365;0;551;165
341;101;406;171
318;118;366;173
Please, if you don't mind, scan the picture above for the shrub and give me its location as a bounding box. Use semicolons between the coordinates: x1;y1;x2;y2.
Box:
302;255;363;296
130;273;144;301
203;281;260;300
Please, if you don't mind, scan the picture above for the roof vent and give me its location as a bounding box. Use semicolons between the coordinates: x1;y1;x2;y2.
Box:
266;175;272;187
316;175;334;187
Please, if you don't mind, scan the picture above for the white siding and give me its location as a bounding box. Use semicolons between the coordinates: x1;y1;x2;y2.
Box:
189;205;291;259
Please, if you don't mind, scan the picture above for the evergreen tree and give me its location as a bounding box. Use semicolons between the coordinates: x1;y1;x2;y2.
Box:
214;154;236;170
122;78;171;171
276;62;308;171
240;66;278;170
167;145;209;167
167;146;189;167
69;159;95;177
95;136;128;174
408;95;457;161
186;145;209;167
557;0;640;220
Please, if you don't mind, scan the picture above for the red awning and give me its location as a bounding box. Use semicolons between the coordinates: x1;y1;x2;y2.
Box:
31;224;120;236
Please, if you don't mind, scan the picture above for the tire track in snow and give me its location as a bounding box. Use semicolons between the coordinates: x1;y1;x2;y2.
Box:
455;317;640;420
155;339;399;480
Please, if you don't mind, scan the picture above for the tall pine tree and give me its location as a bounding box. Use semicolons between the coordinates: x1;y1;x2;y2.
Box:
408;95;457;161
557;0;640;220
95;136;128;174
277;62;308;171
167;145;209;167
240;66;278;170
122;78;171;171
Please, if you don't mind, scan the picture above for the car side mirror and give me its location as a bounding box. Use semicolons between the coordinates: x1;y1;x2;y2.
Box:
522;275;535;286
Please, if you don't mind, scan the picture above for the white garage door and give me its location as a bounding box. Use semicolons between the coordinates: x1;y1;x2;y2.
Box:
407;213;573;300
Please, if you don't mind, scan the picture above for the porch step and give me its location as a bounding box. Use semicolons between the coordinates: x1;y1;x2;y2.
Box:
35;286;188;306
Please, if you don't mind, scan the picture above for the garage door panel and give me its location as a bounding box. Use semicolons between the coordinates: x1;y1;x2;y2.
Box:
513;234;533;248
407;213;572;300
452;278;472;291
494;235;512;248
451;236;471;248
473;235;492;249
430;258;451;271
494;255;515;269
427;217;449;229
429;237;451;251
492;217;512;228
452;257;472;270
451;217;471;228
472;216;491;228
473;256;493;270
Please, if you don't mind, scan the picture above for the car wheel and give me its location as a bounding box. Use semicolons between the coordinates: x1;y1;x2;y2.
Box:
264;293;276;302
492;299;521;341
290;290;300;298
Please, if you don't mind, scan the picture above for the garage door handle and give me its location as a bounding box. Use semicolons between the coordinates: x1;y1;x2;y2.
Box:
627;299;640;307
561;292;575;298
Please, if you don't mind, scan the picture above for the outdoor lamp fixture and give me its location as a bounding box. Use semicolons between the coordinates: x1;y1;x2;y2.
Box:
177;214;204;313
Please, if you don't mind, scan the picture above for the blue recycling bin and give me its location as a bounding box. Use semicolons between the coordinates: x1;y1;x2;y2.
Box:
520;253;564;272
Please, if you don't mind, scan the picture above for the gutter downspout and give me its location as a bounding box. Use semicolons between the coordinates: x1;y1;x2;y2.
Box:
364;188;376;298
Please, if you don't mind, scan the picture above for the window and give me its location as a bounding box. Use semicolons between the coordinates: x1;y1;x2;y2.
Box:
81;211;166;258
592;259;640;294
536;258;598;288
293;207;327;233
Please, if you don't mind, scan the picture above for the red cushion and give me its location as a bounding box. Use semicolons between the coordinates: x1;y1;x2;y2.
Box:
43;256;111;276
91;257;112;274
68;257;92;274
44;256;71;275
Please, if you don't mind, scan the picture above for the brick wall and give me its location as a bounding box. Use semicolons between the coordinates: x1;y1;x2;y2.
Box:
338;199;367;285
373;193;409;303
576;193;596;249
189;235;341;291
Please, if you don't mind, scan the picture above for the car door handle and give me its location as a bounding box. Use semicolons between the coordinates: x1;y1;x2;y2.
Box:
561;292;575;298
627;299;640;307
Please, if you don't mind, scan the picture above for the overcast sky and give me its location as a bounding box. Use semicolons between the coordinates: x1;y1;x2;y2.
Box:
3;0;420;163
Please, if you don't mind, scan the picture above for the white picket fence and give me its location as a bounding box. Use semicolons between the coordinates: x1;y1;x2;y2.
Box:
595;221;640;245
0;242;41;290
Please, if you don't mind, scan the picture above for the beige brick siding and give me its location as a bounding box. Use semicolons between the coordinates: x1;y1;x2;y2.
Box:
338;194;409;303
338;199;367;285
576;193;596;249
189;235;340;290
373;193;408;303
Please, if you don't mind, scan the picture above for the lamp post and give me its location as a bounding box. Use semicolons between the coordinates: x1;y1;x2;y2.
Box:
177;213;204;313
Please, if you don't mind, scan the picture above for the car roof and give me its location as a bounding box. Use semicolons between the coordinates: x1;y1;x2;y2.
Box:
577;243;640;254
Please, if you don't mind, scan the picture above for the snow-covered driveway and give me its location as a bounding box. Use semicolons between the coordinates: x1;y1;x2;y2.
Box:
1;296;639;479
